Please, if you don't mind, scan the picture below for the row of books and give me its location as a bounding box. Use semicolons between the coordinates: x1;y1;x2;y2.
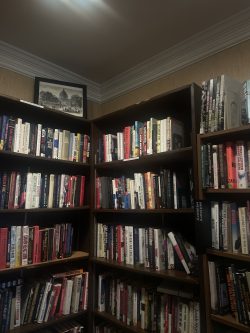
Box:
0;114;90;163
0;223;73;269
0;270;89;333
202;200;250;255
96;169;192;210
208;261;250;326
96;224;197;275
157;292;200;333
199;75;248;134
98;274;200;332
97;116;185;163
0;171;85;209
201;141;250;189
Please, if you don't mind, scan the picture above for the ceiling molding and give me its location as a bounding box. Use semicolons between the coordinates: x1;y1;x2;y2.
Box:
0;41;102;102
0;7;250;104
101;7;250;102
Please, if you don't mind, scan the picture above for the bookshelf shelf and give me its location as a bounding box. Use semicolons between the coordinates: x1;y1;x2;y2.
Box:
0;94;90;125
0;206;90;213
93;208;194;214
94;310;145;333
95;146;193;170
92;257;199;285
0;251;89;275
206;249;250;262
11;310;87;333
198;124;250;142
0;150;90;169
210;314;250;332
205;189;250;194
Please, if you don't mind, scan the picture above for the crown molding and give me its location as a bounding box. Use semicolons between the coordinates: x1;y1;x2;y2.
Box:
101;8;250;102
0;41;101;102
0;8;250;104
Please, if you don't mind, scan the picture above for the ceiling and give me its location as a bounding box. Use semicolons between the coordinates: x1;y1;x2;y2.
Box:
1;0;250;85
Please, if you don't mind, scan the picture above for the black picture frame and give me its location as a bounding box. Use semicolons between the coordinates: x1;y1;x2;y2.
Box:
34;77;87;119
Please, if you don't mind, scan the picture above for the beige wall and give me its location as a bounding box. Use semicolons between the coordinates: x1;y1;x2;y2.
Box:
1;39;250;119
0;67;101;120
100;39;250;116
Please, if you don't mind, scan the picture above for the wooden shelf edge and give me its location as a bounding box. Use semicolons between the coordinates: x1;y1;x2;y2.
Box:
0;150;90;168
0;251;89;274
198;124;250;140
94;310;145;333
205;189;250;194
91;257;199;285
95;146;193;168
11;310;87;333
206;249;250;262
0;206;90;213
93;208;194;214
211;313;250;332
0;94;90;124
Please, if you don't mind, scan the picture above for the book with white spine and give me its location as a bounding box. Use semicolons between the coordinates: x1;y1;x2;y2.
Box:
35;124;42;156
21;225;29;266
52;129;59;159
14;118;22;153
25;172;33;209
62;279;74;315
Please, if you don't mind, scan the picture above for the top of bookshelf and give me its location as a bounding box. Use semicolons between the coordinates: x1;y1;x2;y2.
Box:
0;94;91;133
92;84;200;130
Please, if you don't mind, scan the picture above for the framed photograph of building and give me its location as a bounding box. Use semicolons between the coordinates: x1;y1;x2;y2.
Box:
34;77;87;118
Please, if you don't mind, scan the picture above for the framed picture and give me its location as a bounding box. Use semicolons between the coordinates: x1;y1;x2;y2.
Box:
34;77;87;118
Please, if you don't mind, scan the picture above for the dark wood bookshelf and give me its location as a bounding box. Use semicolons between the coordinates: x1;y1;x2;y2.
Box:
195;78;250;333
94;310;145;333
91;84;203;333
0;93;92;332
0;251;89;275
92;257;199;285
210;314;250;332
206;249;250;262
10;310;87;333
93;207;194;214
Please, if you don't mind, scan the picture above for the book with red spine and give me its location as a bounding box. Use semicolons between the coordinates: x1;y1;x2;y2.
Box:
123;126;131;159
7;171;17;209
226;142;236;188
79;175;85;206
32;225;40;263
167;231;191;274
48;283;62;320
0;227;8;269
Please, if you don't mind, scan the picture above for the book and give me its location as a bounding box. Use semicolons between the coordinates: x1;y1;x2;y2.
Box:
242;80;250;124
167;231;191;274
221;75;243;130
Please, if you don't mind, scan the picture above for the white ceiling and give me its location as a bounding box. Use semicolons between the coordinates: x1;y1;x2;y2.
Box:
1;0;250;86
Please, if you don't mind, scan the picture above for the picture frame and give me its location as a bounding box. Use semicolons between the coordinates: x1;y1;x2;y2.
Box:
34;77;87;119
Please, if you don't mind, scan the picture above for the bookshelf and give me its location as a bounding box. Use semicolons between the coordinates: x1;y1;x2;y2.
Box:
90;84;203;332
0;95;91;333
196;75;250;333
